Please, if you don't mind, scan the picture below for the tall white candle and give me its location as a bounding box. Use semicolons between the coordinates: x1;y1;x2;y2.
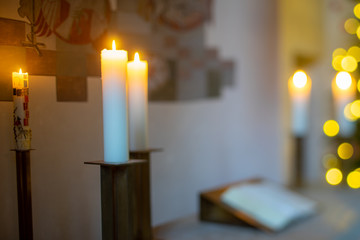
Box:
127;52;148;150
288;70;312;137
12;68;31;150
101;41;129;163
332;71;356;137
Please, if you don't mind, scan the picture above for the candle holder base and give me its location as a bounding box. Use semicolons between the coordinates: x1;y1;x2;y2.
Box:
129;149;162;240
11;149;34;240
84;159;145;240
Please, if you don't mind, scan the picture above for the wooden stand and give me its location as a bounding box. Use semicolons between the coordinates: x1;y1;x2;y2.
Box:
13;150;34;240
129;149;161;240
85;149;161;240
84;160;145;240
293;137;304;188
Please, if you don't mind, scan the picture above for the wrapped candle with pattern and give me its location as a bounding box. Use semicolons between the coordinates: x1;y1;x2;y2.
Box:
12;69;31;150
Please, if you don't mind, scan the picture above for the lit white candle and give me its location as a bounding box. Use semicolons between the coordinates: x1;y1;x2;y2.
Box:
332;71;356;137
127;52;148;150
12;68;31;150
101;40;129;163
288;70;312;137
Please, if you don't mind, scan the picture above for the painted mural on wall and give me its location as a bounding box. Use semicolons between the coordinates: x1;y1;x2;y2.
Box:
18;0;110;44
0;0;234;102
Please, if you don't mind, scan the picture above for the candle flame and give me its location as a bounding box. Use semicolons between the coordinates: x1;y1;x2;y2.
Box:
134;52;140;62
292;70;307;89
336;71;352;90
19;68;22;74
112;40;116;50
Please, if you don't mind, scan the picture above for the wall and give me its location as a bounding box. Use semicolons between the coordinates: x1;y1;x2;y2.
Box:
0;0;281;239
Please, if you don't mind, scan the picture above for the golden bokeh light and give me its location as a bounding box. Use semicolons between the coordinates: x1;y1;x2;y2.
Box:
351;100;360;118
326;168;343;185
332;56;344;71
341;55;358;72
335;71;352;90
292;70;307;88
344;103;358;121
345;18;359;34
358;79;360;93
333;48;347;58
348;46;360;62
354;3;360;19
357;26;360;40
322;154;339;169
323;120;340;137
347;171;360;188
337;142;354;160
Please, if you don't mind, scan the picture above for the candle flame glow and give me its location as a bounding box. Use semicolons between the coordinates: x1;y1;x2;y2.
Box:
19;68;22;74
134;52;140;62
112;40;116;50
336;71;352;90
293;70;307;88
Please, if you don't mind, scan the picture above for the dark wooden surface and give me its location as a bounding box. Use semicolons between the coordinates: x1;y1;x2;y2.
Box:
85;150;161;240
100;165;132;240
130;149;162;240
293;137;304;188
84;159;145;167
85;159;145;240
14;150;33;240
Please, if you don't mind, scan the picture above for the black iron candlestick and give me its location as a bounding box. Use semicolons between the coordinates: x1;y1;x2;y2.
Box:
12;149;33;240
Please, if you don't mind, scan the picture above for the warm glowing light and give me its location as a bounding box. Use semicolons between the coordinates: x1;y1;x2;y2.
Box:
345;18;359;34
332;56;344;71
326;168;343;185
288;70;311;100
357;79;360;93
354;3;360;19
337;142;354;160
345;103;358;121
341;56;358;72
336;71;352;90
350;100;360;118
333;48;347;58
322;154;339;169
348;46;360;62
347;171;360;188
323;120;340;137
292;70;307;88
134;52;140;62
112;40;116;50
19;68;22;74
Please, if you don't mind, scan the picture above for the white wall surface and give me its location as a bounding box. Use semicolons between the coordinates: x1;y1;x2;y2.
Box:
0;0;282;239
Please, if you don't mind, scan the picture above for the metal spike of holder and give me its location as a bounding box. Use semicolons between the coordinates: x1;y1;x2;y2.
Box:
85;149;161;240
11;149;34;240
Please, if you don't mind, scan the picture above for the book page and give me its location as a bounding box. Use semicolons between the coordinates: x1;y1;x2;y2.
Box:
221;181;317;231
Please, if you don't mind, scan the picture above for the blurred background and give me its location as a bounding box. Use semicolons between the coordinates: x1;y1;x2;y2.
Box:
1;0;360;239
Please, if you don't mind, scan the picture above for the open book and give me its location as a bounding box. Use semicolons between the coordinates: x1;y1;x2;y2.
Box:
221;181;317;232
